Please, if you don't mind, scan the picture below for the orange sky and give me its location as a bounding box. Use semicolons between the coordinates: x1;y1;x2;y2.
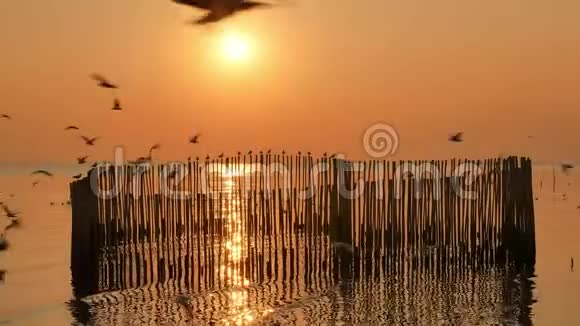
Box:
0;0;579;164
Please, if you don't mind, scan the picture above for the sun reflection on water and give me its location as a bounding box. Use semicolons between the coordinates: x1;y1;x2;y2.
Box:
220;172;254;324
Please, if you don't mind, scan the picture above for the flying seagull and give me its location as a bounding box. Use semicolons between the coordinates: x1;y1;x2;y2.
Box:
65;125;79;131
149;143;161;156
562;163;574;174
31;170;54;177
81;136;99;146
77;156;89;164
449;132;464;142
112;98;122;111
1;204;19;219
173;0;272;25
90;73;118;89
189;133;201;144
1;114;11;120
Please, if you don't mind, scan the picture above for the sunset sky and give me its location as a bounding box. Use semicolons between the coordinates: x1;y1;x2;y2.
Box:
1;0;579;165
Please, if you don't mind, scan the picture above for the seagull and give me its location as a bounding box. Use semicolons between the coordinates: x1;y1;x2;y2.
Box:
90;73;118;89
189;133;201;144
449;132;463;142
173;0;272;25
130;156;152;165
149;143;161;156
561;163;574;174
111;98;122;111
77;156;89;164
81;136;99;146
31;170;53;177
73;174;82;179
4;217;20;231
0;236;8;251
1;204;19;219
1;114;12;120
65;126;79;131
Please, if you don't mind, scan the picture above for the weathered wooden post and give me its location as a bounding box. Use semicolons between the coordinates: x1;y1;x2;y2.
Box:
70;171;100;297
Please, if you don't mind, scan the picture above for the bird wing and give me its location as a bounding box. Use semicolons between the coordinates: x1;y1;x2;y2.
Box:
90;73;109;83
31;170;53;177
193;11;225;25
238;1;271;11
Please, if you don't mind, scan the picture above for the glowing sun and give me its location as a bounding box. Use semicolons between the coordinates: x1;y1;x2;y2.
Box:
221;34;250;62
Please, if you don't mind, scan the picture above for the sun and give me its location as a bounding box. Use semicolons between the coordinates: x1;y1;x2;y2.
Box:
222;33;250;62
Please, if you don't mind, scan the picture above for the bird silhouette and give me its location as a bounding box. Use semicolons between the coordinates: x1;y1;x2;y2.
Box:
81;136;99;146
65;125;79;131
174;0;272;25
130;156;152;165
31;170;54;177
1;204;19;219
1;114;12;120
149;143;161;156
111;98;122;111
0;235;8;251
561;163;574;174
77;156;89;164
90;73;118;89
189;133;201;144
449;132;464;142
73;174;83;179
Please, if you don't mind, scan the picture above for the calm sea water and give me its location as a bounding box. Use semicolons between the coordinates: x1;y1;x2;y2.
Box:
1;167;579;325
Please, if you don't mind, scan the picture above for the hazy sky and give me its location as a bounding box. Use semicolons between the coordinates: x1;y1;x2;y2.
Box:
1;0;579;163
